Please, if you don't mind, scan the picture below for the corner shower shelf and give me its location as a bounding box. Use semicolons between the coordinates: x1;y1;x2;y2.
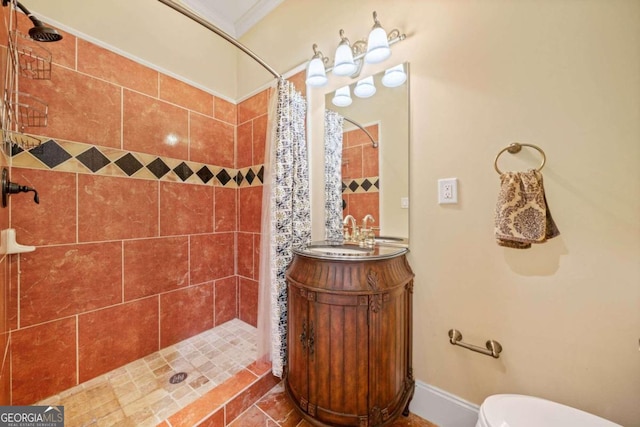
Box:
11;30;52;80
2;129;42;150
0;228;35;254
5;90;48;130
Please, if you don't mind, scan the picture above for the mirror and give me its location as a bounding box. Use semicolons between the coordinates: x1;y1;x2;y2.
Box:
324;62;409;240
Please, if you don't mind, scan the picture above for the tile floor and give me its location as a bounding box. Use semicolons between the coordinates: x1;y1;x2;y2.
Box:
35;318;437;427
232;382;438;427
37;319;258;426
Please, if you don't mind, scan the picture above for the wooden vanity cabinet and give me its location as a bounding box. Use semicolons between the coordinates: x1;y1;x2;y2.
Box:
285;252;415;427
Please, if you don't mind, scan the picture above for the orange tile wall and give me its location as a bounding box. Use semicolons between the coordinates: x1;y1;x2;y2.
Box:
0;5;11;407
1;14;267;404
236;91;268;328
342;125;380;225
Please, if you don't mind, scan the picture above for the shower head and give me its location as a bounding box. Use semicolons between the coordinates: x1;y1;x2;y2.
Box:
27;21;63;43
14;1;63;42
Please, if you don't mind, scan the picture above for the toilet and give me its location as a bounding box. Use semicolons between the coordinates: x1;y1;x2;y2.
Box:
476;394;622;427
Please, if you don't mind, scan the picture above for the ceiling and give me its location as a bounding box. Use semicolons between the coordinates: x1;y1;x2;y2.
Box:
180;0;284;38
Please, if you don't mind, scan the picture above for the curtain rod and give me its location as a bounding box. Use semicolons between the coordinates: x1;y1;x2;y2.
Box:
343;116;378;148
157;1;377;148
156;0;282;79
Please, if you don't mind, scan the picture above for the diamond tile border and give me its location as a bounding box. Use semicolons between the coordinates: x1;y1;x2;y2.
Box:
343;177;379;194
9;138;264;188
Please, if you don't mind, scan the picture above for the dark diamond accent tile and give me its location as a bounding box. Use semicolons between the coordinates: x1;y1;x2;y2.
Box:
11;143;24;157
245;168;255;185
29;139;72;169
217;169;231;186
196;166;214;184
173;162;194;182
147;158;170;179
342;182;347;192
76;147;111;173
235;171;244;186
257;166;264;184
115;153;144;176
361;179;372;192
348;180;359;192
374;179;379;189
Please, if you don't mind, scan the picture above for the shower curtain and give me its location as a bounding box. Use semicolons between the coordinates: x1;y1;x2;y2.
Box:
257;78;311;378
324;110;344;241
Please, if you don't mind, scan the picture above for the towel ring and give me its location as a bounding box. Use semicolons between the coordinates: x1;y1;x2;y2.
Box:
494;142;546;175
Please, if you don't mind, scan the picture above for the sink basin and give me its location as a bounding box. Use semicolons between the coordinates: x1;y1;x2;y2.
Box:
295;241;407;260
375;236;404;243
374;236;409;247
303;245;373;256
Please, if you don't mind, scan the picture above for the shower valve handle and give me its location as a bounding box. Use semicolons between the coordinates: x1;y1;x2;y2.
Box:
7;183;39;204
1;168;40;207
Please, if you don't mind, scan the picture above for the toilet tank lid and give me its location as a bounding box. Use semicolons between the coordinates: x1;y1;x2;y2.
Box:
480;394;622;427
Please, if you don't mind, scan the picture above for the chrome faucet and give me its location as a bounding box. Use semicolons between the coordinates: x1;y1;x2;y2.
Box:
343;215;357;241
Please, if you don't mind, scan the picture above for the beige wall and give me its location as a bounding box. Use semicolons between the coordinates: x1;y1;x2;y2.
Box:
26;0;240;100
242;1;640;425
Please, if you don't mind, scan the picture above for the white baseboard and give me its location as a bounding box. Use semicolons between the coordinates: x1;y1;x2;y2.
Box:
409;380;480;427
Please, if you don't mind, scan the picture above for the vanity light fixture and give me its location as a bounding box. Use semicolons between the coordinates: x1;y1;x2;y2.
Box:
305;44;328;87
332;85;353;107
332;30;358;76
381;63;407;87
353;76;376;98
305;11;406;87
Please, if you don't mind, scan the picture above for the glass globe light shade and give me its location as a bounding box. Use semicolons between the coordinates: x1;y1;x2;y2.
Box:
332;86;353;107
306;57;328;87
381;64;407;87
353;76;376;98
333;43;357;76
364;26;391;64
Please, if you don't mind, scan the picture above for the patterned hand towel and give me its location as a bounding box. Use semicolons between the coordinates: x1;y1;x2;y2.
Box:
494;170;560;249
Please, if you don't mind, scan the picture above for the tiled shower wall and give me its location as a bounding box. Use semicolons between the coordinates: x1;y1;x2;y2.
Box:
342;124;380;225
0;5;11;407
235;91;268;328
1;14;266;404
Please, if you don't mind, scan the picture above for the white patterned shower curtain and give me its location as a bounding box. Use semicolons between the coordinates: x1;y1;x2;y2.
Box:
324;110;344;241
257;79;311;378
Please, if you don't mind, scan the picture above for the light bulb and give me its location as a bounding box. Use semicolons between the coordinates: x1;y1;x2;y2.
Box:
353;76;376;98
381;64;407;87
332;86;352;107
305;57;327;87
365;13;391;64
333;43;357;76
